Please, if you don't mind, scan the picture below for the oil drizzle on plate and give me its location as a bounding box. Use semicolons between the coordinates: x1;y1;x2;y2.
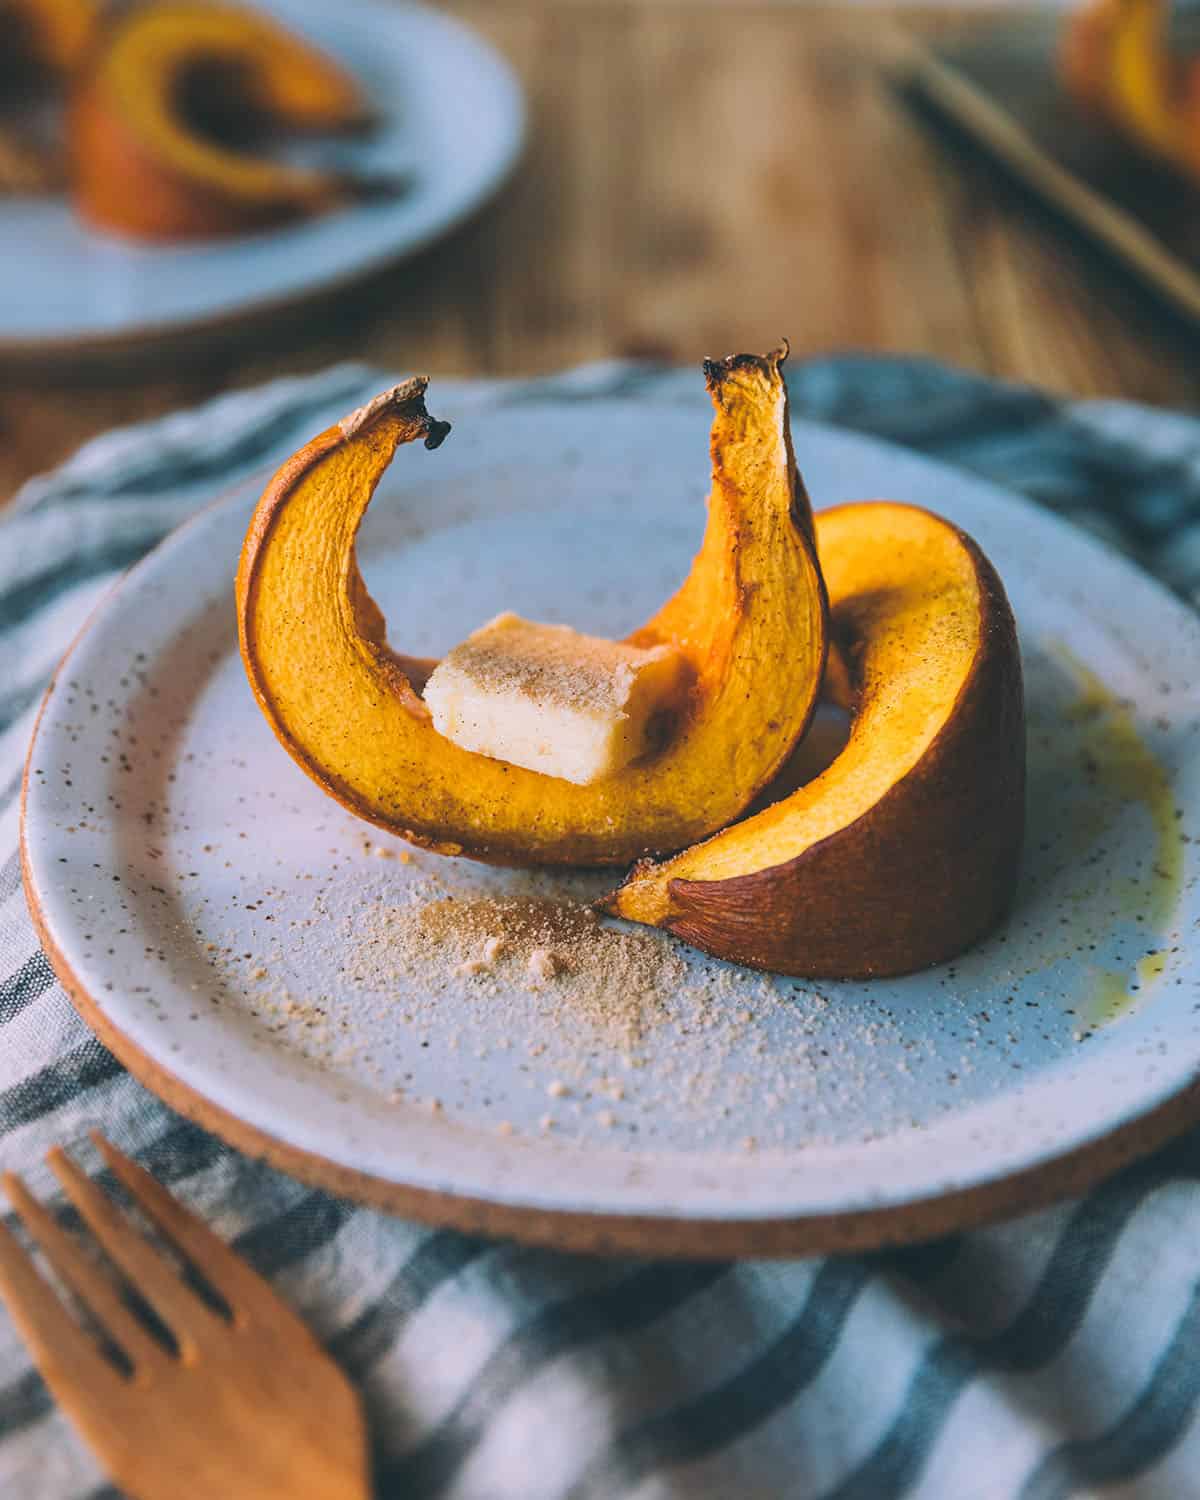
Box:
1055;643;1182;1025
1089;952;1170;1027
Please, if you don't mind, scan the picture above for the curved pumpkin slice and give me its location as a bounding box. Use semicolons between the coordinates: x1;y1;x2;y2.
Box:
606;502;1025;977
237;353;829;867
70;2;368;240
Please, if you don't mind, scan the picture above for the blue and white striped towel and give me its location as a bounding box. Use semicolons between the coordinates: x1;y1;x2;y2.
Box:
3;357;1200;1500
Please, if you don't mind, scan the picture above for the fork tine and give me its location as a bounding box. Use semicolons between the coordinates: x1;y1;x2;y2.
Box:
3;1173;167;1374
0;1215;117;1394
89;1134;300;1331
47;1148;221;1357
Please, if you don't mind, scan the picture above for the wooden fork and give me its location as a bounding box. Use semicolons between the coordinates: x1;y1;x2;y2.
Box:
0;1133;369;1500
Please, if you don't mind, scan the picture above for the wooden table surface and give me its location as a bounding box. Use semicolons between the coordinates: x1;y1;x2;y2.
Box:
4;2;1200;502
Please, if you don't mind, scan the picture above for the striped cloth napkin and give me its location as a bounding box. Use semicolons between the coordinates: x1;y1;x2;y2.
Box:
3;357;1200;1500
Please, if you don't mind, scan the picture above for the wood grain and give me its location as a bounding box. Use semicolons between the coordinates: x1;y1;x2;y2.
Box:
4;3;1200;505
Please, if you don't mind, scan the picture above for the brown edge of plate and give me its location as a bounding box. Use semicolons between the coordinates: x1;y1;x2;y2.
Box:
18;462;1200;1259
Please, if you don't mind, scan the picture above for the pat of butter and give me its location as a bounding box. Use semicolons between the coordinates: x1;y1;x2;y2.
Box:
423;612;685;784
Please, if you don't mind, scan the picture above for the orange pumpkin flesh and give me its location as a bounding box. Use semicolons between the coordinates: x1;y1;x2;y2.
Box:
236;354;830;868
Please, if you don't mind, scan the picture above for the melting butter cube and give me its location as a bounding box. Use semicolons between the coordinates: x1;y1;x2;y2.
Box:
423;612;685;784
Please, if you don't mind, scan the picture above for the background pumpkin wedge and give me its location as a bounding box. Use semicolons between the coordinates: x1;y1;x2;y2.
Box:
236;353;829;867
605;501;1026;977
70;1;370;241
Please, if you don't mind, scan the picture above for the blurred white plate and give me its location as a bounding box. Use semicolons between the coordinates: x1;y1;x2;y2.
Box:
21;400;1200;1255
0;0;524;355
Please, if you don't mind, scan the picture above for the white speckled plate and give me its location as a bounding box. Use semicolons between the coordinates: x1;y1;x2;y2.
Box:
20;401;1200;1255
0;0;523;356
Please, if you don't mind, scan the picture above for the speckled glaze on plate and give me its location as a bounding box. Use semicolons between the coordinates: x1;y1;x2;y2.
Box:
21;403;1200;1256
0;0;523;356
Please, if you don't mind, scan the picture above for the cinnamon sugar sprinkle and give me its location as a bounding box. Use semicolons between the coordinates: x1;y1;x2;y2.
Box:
205;857;920;1148
357;893;683;1047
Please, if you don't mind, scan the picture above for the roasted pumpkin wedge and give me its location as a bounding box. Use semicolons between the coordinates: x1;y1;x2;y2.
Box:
606;502;1025;976
236;352;829;867
70;1;369;240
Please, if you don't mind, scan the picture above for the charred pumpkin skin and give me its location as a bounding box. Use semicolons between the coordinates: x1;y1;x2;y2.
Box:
70;3;366;241
606;503;1025;978
237;357;829;867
